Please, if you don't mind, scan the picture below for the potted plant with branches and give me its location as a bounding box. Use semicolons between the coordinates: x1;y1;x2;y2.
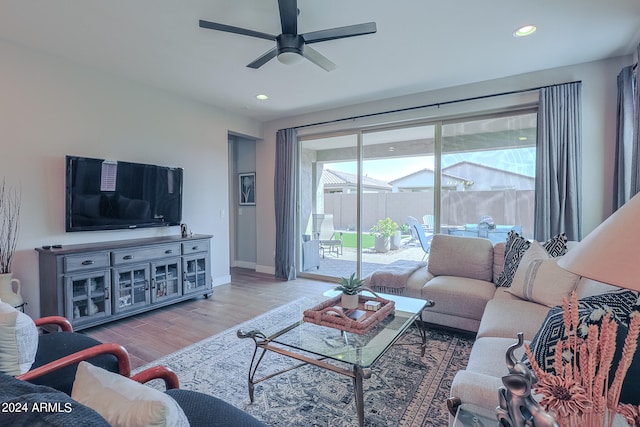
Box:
335;273;365;309
0;179;22;308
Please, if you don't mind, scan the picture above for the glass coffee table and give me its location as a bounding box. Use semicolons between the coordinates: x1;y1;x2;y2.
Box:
237;292;431;427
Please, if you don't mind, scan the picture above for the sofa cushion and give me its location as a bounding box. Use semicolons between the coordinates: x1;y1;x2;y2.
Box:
465;337;529;377
422;276;496;323
476;298;551;340
506;241;580;307
575;277;620;299
72;361;189;427
427;235;494;281
492;242;506;283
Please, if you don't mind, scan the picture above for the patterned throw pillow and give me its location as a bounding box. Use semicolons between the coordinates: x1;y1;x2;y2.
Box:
495;231;568;287
542;232;569;257
527;289;640;404
495;231;531;287
528;289;639;370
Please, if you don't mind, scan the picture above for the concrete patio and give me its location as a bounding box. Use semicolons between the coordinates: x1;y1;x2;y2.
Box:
305;237;428;279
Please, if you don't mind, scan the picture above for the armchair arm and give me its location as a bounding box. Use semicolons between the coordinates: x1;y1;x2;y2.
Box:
34;316;74;332
16;343;131;382
130;365;180;390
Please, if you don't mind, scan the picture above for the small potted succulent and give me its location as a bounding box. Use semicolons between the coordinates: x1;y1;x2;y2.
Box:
335;273;365;309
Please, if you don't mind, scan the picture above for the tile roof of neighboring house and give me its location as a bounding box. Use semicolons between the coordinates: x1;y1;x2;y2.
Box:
322;169;392;191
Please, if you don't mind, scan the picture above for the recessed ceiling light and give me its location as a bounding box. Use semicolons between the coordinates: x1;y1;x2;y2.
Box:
256;94;268;101
518;136;528;141
513;25;537;37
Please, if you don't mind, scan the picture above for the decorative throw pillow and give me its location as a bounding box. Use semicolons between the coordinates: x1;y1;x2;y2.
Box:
72;361;190;427
495;230;531;287
0;299;38;375
506;241;580;307
527;289;640;404
495;231;569;287
541;232;569;256
613;322;640;405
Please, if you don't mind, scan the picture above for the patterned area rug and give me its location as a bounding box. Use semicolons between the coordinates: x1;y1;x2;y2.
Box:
134;298;474;427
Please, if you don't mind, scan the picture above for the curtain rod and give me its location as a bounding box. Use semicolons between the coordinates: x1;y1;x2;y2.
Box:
287;80;582;131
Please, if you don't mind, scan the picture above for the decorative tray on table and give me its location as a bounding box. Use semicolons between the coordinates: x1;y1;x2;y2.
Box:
303;291;395;334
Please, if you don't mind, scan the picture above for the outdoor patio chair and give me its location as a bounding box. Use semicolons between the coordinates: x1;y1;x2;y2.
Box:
406;216;421;243
318;214;343;258
423;214;435;231
413;223;434;261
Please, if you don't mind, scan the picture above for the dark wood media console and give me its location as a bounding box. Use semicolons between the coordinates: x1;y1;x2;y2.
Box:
36;234;212;330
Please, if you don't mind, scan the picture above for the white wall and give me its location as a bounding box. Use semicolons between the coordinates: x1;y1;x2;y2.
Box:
256;55;633;274
0;39;262;317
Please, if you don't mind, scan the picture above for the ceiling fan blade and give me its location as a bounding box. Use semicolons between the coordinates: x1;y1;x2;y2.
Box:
302;22;377;44
278;0;298;35
247;48;278;69
302;45;336;72
199;20;276;41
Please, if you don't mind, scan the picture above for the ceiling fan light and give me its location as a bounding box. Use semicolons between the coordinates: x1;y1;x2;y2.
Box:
277;51;303;65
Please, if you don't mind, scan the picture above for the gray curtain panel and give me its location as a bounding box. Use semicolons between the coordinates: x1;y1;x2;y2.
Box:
274;128;298;280
534;82;582;241
613;65;638;210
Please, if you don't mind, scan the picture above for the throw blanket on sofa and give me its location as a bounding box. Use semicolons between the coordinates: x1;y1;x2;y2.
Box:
368;260;427;294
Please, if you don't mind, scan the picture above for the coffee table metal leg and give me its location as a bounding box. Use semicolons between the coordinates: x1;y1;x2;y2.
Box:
237;329;268;402
416;312;427;357
353;366;371;427
416;300;434;357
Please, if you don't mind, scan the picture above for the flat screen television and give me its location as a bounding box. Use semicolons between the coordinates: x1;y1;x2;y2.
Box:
66;155;183;232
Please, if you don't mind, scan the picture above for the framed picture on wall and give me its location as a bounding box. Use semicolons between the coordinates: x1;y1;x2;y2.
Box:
239;172;256;205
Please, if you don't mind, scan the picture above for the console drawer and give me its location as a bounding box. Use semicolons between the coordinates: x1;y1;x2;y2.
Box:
112;244;181;265
182;240;209;255
64;253;111;273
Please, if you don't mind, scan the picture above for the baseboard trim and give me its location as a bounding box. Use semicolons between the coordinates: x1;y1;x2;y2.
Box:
255;264;275;275
234;260;256;269
212;275;231;287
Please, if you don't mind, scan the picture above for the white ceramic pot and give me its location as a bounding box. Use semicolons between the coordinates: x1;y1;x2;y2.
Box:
390;231;402;250
341;293;359;309
0;273;23;308
374;236;390;253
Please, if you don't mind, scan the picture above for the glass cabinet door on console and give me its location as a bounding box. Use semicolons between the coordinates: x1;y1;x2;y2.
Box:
64;270;111;326
113;265;150;313
183;254;210;294
151;259;182;303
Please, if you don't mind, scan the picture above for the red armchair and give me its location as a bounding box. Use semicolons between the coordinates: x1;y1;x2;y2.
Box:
13;337;266;427
25;315;122;394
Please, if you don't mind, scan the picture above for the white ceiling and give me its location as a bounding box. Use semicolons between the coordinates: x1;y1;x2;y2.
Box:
1;0;639;122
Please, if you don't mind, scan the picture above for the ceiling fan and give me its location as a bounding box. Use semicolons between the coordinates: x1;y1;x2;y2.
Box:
199;0;376;71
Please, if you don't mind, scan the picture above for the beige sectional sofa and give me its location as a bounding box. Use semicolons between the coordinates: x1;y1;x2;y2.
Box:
390;234;619;423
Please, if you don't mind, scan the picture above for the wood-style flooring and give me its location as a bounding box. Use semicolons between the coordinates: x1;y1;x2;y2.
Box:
83;268;335;369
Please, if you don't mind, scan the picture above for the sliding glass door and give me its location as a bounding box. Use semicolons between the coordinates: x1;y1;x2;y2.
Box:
361;125;435;276
440;112;536;242
299;133;358;278
298;109;536;281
